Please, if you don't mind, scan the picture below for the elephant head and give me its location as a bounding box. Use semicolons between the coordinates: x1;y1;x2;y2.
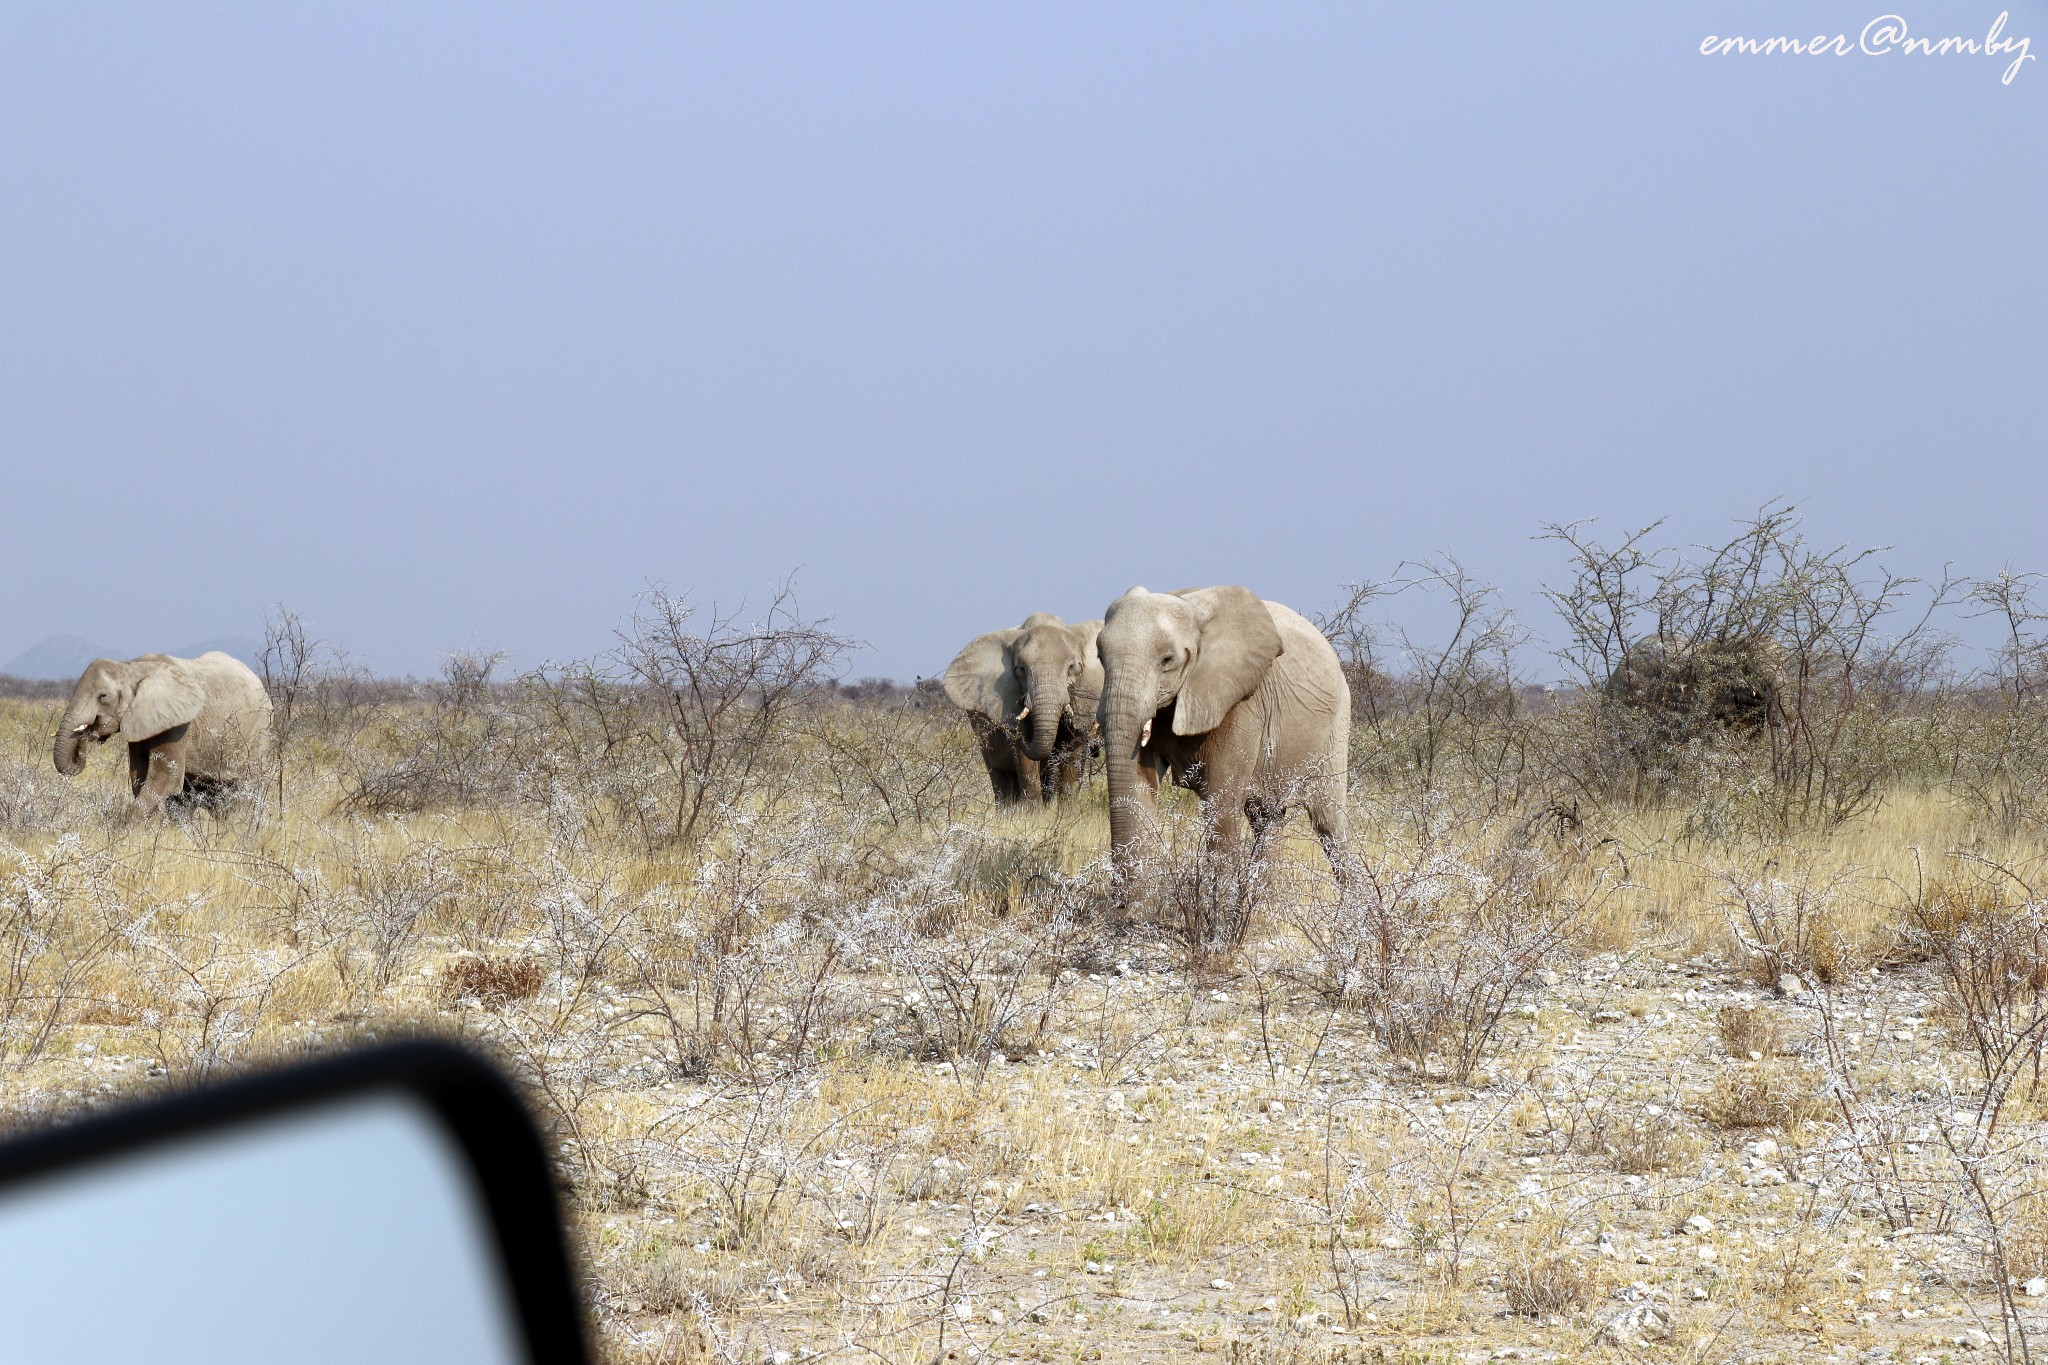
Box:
53;656;207;776
1095;586;1283;862
942;614;1104;760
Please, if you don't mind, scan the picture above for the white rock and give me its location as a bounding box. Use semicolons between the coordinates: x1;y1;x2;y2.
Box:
1747;1138;1779;1162
985;1308;1005;1325
1598;1303;1673;1347
2027;1277;2047;1297
1777;973;1806;997
1210;1279;1234;1291
1536;969;1561;988
1683;1215;1715;1236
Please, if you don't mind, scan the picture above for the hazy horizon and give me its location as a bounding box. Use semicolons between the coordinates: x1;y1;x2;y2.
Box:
4;4;2041;680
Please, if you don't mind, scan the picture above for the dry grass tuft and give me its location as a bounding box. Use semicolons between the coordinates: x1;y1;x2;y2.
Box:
440;955;547;1005
1698;1059;1832;1130
1716;1003;1786;1059
1502;1251;1594;1319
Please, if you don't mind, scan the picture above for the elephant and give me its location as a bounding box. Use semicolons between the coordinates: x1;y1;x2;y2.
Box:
942;613;1105;806
52;652;274;814
1095;586;1350;879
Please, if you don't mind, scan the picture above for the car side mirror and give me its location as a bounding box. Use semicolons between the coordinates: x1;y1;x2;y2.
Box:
0;1041;590;1365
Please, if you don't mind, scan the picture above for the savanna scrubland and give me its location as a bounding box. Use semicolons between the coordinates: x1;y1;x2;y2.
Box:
4;510;2048;1364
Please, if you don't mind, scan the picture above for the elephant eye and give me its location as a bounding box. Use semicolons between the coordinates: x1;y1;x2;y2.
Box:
1160;654;1175;669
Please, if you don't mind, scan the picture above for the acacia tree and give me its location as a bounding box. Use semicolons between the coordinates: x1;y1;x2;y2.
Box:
1542;505;1961;830
615;578;855;848
258;604;321;812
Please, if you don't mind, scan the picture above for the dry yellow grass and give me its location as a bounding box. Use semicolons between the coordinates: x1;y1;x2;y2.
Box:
4;692;2048;1362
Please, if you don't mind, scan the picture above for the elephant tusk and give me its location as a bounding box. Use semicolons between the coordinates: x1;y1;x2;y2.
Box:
70;724;91;736
1139;717;1152;747
1016;704;1030;721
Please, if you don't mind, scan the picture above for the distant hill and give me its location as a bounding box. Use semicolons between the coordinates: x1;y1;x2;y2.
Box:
2;635;109;681
2;634;265;680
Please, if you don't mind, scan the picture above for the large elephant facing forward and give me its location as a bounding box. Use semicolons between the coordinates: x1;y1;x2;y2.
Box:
52;652;273;814
943;614;1104;806
1096;586;1349;877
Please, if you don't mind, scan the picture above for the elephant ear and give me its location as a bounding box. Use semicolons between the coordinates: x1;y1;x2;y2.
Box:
121;657;206;741
942;629;1025;723
1172;587;1283;736
1069;620;1105;713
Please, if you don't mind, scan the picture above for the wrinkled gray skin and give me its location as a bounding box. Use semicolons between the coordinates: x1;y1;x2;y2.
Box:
53;652;274;815
1095;586;1350;878
943;613;1105;806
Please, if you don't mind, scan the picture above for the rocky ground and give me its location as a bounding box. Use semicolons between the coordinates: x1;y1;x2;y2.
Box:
556;941;2048;1363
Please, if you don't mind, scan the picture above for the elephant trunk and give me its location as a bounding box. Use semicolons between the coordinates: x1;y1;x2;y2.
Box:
52;698;92;777
1021;679;1066;762
1101;679;1160;875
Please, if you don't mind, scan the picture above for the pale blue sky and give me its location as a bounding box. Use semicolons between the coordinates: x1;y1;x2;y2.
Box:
2;3;2041;678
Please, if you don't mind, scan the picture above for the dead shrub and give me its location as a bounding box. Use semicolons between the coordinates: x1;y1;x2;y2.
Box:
1716;857;1877;986
340;652;520;815
1543;506;1960;834
1699;1060;1831;1130
1596;1104;1694;1175
1502;1252;1593;1319
1903;862;2048;1117
1717;1004;1787;1059
1286;797;1613;1083
441;955;547;1005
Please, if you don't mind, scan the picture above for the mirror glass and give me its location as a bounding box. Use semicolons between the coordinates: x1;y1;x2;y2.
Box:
0;1094;525;1365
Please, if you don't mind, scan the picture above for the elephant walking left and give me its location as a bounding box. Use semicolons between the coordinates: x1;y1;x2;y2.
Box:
52;652;274;814
943;614;1104;806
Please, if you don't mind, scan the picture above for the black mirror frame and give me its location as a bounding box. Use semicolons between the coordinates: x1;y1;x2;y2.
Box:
0;1040;591;1365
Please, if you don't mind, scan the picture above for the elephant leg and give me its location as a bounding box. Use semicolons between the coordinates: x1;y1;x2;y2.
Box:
1306;778;1352;883
128;739;188;815
1051;718;1085;797
1242;790;1284;864
1055;757;1081;797
1200;784;1250;856
979;725;1023;806
988;756;1026;805
1015;749;1048;805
